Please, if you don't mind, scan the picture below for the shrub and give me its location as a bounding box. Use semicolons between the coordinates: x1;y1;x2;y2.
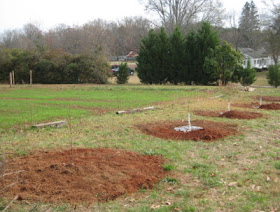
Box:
116;63;130;84
239;60;256;86
0;48;110;84
267;65;280;88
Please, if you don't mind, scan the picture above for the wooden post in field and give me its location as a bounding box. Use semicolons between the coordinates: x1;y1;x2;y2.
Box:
9;72;12;88
30;70;32;85
12;71;15;84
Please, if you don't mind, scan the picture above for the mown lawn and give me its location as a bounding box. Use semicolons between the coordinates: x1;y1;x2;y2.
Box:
0;85;205;130
253;70;269;86
0;84;279;211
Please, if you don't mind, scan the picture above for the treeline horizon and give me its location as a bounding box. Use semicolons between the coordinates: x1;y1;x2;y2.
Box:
0;8;276;58
1;0;279;60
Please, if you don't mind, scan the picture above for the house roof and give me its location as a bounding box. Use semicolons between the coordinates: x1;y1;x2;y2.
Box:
126;51;138;58
238;47;269;59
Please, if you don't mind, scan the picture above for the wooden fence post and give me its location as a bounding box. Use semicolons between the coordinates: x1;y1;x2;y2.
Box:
9;72;12;88
12;71;15;84
30;70;32;85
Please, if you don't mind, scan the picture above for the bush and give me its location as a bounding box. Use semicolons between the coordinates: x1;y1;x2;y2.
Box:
239;60;256;86
0;48;110;84
267;65;280;88
116;63;129;84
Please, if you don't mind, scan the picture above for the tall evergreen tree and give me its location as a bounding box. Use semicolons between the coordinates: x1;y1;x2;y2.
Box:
137;28;169;84
137;29;158;84
184;31;198;84
192;22;220;85
156;28;169;84
168;26;185;84
239;1;260;49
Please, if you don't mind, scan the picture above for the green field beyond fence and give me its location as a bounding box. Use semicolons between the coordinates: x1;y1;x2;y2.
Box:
0;85;206;130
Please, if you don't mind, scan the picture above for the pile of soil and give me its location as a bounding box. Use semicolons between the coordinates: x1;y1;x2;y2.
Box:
194;110;263;119
255;96;280;102
137;120;238;142
259;103;280;110
0;148;166;204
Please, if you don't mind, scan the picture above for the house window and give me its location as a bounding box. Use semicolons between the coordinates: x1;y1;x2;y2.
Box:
254;60;257;65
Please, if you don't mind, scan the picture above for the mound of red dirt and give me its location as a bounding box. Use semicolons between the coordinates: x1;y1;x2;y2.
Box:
255;96;280;102
137;120;238;142
259;103;280;110
0;148;166;204
194;110;263;119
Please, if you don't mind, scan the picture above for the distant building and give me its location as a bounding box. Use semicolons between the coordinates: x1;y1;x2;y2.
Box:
126;51;138;61
238;47;270;70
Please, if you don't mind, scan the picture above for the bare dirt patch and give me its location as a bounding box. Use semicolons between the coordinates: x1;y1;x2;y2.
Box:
136;120;238;142
0;148;166;204
255;96;280;102
194;110;263;119
233;102;280;110
259;103;280;110
232;102;260;109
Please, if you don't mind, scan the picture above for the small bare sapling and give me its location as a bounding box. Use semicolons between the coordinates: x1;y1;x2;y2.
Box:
227;101;231;112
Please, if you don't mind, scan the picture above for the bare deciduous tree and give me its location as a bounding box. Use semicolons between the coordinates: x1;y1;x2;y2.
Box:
220;10;241;50
140;0;225;33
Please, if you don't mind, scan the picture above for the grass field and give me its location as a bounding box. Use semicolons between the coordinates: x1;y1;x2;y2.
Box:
253;71;269;86
0;83;280;211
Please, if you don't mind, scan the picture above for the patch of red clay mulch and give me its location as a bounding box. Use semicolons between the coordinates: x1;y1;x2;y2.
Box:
194;110;263;119
136;120;238;142
255;96;280;102
259;103;280;110
232;102;260;109
0;148;167;204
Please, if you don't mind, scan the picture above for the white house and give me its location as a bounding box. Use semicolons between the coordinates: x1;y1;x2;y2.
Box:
238;48;271;70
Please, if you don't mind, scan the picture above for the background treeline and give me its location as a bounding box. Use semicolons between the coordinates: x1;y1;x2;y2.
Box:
0;48;109;84
0;1;279;85
137;22;245;85
0;17;150;84
0;17;151;57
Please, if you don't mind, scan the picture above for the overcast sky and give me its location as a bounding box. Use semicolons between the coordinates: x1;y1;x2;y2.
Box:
0;0;267;33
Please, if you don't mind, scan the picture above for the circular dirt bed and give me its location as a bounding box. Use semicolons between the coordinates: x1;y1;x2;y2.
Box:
259;103;280;110
255;96;280;102
194;110;263;119
0;148;166;204
137;120;238;142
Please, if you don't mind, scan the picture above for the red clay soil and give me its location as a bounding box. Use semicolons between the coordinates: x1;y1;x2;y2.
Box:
136;120;238;142
194;110;263;119
0;148;167;204
232;102;260;109
255;96;280;102
259;103;280;110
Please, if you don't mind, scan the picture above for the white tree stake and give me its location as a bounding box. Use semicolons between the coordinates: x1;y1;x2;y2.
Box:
259;97;262;106
227;102;231;112
188;113;191;131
